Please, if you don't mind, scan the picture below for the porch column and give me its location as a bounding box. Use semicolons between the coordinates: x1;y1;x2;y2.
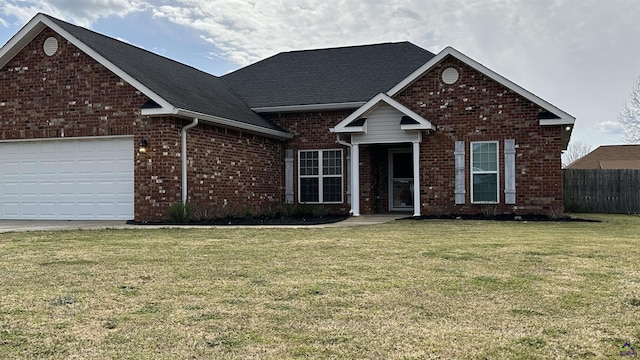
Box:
412;140;421;217
351;143;360;216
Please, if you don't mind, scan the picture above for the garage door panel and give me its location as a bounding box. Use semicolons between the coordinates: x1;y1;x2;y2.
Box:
2;162;21;176
40;182;57;195
40;162;57;175
0;137;134;220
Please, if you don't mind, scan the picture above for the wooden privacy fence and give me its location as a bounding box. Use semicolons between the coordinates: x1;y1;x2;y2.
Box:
563;169;640;214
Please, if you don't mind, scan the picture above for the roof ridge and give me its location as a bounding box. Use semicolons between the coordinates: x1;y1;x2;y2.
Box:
281;41;415;54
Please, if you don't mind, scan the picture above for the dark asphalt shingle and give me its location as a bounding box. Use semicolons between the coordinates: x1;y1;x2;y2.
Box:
45;15;437;130
222;42;435;108
45;15;284;132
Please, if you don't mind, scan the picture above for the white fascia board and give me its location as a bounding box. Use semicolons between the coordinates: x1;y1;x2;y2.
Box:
25;15;175;111
388;46;576;126
143;107;292;140
332;93;435;133
330;124;366;133
0;15;48;69
539;118;575;126
252;101;365;113
401;123;432;131
174;109;293;140
141;106;179;116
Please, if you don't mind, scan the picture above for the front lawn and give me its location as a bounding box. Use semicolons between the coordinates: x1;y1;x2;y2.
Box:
0;214;638;359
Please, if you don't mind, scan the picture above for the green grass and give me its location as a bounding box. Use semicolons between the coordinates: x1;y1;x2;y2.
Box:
0;214;639;359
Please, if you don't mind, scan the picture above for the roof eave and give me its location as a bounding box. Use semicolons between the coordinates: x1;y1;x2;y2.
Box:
401;124;434;131
252;101;366;113
539;118;575;126
145;108;292;140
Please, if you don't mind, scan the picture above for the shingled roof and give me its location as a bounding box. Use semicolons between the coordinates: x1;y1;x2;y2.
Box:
566;145;640;169
222;42;435;110
39;14;286;134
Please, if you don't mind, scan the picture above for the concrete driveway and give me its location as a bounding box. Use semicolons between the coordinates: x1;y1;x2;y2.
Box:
0;214;406;233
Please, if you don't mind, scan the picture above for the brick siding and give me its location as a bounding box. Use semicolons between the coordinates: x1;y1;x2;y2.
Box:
135;118;285;221
394;56;564;215
1;28;288;222
0;28;144;139
267;111;351;215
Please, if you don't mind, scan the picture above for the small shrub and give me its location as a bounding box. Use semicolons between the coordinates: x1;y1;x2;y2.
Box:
168;202;194;223
480;205;498;217
548;205;566;219
311;205;327;218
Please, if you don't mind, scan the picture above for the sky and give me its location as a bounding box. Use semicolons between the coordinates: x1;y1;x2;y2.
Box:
1;0;639;151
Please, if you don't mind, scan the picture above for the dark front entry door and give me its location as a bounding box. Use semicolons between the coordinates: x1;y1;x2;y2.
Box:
389;149;413;211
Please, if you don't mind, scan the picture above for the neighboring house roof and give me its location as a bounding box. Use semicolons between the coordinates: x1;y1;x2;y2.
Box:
222;42;435;111
566;145;640;169
0;13;290;139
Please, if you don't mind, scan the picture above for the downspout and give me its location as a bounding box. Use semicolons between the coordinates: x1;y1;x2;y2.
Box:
181;118;199;205
336;134;353;215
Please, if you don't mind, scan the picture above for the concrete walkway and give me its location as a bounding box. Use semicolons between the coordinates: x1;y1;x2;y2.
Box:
0;214;407;233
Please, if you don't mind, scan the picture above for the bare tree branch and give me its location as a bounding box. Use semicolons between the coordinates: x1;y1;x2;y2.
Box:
562;141;591;168
618;77;640;144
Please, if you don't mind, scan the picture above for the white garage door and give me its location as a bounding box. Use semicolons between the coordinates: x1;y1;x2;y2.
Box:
0;137;134;220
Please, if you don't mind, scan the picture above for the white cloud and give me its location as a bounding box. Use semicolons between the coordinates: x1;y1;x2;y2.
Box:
591;120;624;136
2;0;640;148
0;0;147;27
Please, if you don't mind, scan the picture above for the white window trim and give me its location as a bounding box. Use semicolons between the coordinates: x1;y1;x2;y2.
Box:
470;141;500;204
298;149;343;204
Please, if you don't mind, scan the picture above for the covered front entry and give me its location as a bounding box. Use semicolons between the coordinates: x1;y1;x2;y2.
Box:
356;144;419;215
331;93;435;217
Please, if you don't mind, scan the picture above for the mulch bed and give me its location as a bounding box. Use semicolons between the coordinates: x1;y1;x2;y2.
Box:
128;214;349;226
399;214;601;222
129;213;600;226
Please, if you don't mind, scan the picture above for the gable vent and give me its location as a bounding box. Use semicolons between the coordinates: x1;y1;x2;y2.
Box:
43;37;59;56
442;67;459;84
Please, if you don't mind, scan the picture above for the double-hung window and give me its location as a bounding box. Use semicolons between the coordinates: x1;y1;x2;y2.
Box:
299;149;343;203
471;141;499;203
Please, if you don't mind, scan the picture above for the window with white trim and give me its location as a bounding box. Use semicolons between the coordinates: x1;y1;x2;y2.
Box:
299;149;343;203
471;141;499;203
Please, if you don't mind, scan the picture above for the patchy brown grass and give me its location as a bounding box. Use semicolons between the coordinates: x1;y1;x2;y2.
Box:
0;214;639;359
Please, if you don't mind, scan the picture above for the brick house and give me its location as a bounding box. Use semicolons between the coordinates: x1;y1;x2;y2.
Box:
0;13;574;221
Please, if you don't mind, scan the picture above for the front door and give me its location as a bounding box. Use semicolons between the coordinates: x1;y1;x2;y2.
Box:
389;149;413;211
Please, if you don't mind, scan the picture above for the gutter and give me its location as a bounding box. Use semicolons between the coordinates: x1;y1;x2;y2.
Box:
181;118;199;205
